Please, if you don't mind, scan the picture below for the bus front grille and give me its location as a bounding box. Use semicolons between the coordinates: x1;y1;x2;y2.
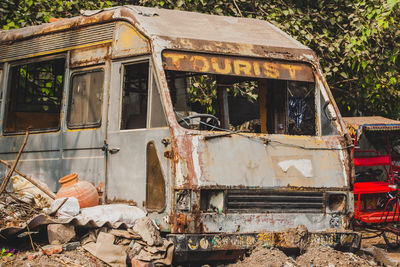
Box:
226;189;324;213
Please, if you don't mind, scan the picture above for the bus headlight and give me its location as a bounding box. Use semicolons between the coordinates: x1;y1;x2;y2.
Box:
200;190;224;213
175;190;191;211
328;193;346;213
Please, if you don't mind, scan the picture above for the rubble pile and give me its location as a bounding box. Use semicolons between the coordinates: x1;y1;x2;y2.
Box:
296;243;376;267
229;244;296;267
81;217;173;266
0;173;173;266
0;192;43;229
229;241;379;267
0;204;173;266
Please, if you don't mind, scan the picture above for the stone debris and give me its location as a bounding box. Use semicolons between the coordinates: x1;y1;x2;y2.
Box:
41;244;63;256
47;223;76;244
62;241;81;251
133;217;163;247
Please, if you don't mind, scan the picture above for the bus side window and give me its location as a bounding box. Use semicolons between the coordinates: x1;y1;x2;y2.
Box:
120;62;149;130
5;57;65;133
68;70;104;129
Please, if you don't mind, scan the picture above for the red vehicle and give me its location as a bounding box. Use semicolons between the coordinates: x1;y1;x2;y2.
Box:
345;117;400;248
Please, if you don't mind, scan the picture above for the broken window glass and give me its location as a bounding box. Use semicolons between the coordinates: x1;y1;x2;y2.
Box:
287;81;315;135
120;62;149;130
320;93;338;136
5;57;65;133
166;71;316;135
68;70;104;128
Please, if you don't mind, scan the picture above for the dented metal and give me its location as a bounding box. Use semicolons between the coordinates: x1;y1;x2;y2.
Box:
0;5;356;256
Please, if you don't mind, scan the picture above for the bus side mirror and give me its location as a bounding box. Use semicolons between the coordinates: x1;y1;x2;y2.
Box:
323;100;337;121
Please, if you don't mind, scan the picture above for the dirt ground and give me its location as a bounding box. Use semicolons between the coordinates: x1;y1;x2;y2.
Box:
0;247;108;267
361;230;400;263
2;230;400;266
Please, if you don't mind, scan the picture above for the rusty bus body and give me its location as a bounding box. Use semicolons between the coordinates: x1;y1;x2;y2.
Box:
0;6;358;258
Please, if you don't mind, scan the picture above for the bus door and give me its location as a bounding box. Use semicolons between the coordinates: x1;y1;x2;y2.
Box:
106;58;170;212
61;64;108;189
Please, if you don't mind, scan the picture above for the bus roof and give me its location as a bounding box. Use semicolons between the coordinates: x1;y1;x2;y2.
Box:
0;5;315;61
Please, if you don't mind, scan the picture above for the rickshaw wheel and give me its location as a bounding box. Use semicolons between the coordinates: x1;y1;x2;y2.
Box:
382;231;400;249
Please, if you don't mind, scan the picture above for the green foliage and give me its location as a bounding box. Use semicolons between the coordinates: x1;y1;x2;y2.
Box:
0;0;116;30
1;0;399;118
188;75;217;114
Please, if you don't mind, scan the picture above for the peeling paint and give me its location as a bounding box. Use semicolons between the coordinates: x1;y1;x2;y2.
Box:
191;136;202;184
278;159;313;178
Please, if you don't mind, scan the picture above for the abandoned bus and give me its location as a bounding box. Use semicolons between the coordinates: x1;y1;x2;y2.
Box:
0;6;359;258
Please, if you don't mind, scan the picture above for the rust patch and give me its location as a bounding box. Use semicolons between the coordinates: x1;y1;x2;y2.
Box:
70;43;111;68
0;10;116;44
164;150;173;159
172;213;188;233
106;197;137;206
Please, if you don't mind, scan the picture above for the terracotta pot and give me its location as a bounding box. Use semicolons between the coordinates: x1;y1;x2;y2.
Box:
56;173;98;208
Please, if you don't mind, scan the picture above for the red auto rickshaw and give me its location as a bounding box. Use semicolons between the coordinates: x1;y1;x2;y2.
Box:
345;117;400;248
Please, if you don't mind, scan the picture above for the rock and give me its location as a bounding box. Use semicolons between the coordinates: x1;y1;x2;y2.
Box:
62;241;80;251
27;252;40;261
42;244;63;256
133;217;163;246
48;224;75;244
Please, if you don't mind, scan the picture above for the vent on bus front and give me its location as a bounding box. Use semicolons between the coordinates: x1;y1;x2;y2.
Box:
0;23;115;62
226;189;324;213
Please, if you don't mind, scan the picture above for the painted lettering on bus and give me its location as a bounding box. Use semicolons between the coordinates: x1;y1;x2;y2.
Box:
162;52;313;82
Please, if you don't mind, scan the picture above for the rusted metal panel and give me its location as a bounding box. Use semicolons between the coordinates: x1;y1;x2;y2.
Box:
112;22;150;58
171;197;353;233
0;6;316;63
343;116;400;127
344;116;400;134
125;6;310;51
0;23;115;62
168;231;361;252
0;10;116;43
184;134;348;188
162;50;314;82
70;44;111;67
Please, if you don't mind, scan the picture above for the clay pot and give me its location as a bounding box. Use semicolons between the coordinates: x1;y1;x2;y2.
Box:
56;173;99;208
